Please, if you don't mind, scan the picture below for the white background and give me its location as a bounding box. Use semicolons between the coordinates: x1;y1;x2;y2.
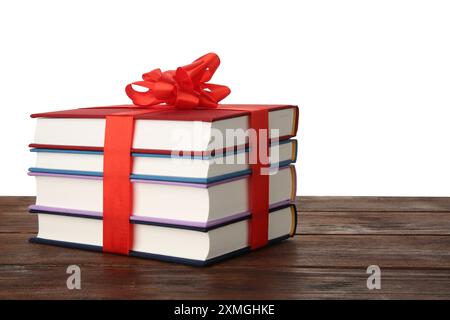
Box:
1;0;449;196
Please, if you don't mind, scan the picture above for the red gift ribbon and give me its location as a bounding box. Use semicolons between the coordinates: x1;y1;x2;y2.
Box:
103;53;270;255
103;109;162;255
220;105;270;250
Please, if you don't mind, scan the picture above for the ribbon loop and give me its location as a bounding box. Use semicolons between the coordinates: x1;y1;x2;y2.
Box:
126;53;230;109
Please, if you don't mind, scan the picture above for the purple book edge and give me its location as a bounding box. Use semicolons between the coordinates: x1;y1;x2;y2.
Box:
29;199;293;228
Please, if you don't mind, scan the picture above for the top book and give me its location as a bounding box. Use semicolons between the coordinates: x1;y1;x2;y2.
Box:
30;104;298;154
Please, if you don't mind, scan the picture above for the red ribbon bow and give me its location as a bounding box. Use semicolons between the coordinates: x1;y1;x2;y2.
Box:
125;53;231;109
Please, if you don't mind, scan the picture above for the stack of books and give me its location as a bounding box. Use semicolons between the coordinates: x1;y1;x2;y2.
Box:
28;104;299;265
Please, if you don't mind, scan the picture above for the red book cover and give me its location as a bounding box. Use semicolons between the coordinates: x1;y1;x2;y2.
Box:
30;104;299;155
31;104;297;122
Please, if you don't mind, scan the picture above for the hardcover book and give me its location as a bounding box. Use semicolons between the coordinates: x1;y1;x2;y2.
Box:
29;165;296;229
29;139;297;184
30;204;297;266
30;104;298;154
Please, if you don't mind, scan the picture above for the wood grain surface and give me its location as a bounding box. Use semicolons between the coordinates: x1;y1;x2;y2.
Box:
1;196;450;299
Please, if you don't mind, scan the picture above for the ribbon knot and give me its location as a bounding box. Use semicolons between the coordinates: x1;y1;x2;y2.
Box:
125;53;231;109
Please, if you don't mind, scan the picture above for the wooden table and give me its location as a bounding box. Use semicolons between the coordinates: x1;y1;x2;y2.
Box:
1;196;450;299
